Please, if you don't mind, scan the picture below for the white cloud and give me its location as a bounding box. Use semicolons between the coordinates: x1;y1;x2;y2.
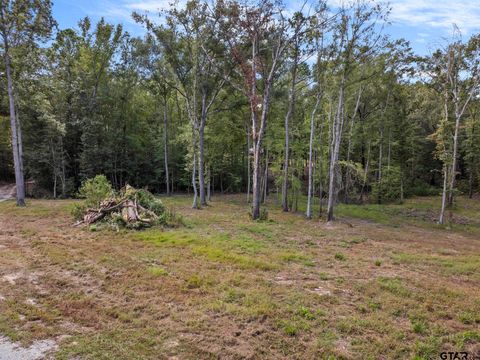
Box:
389;0;480;34
124;0;175;12
320;0;479;34
86;0;175;24
91;0;480;37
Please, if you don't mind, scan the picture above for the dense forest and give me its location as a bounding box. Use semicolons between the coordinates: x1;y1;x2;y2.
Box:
0;0;479;223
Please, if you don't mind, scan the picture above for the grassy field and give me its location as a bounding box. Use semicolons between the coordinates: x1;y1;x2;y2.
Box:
0;194;479;359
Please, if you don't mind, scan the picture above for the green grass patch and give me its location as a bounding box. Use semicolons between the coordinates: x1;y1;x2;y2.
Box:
147;266;168;277
56;328;161;360
192;245;275;270
277;251;315;266
377;277;411;297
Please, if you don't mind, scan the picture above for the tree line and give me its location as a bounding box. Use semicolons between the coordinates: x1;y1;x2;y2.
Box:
0;0;479;223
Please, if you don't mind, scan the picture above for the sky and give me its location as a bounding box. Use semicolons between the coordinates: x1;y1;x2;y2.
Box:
53;0;480;55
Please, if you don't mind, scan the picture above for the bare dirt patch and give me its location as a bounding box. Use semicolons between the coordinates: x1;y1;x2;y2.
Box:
0;336;56;360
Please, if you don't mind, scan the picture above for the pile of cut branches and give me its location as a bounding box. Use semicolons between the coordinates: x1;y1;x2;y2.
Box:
74;184;169;229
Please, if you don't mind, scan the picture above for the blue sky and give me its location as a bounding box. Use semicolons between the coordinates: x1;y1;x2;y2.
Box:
53;0;480;55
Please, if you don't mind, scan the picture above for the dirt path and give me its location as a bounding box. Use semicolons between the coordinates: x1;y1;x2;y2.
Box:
0;184;15;201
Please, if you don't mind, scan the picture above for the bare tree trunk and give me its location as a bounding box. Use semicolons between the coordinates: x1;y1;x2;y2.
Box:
439;87;450;223
192;151;198;209
327;77;346;221
318;153;323;216
387;128;392;170
60;137;66;197
252;144;261;219
359;140;371;203
377;93;389;204
163;95;170;196
246;124;251;203
207;166;211;202
16;108;24;174
281;63;298;212
319;97;331;217
377;125;384;203
448;103;461;207
468;119;475;199
312;151;316;210
249;31;277;219
3;40;25;206
198;93;207;206
344;87;362;204
51;141;57;199
445;49;478;206
263;149;268;204
306;93;321;219
439;165;448;224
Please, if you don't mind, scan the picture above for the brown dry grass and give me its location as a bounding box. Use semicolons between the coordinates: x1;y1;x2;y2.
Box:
0;195;478;359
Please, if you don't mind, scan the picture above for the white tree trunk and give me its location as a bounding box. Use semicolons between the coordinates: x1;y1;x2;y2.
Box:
306;93;321;219
327;77;346;222
439;165;448;225
3;41;25;206
198;93;207;206
192;152;198;209
163;95;170;195
246;125;251;203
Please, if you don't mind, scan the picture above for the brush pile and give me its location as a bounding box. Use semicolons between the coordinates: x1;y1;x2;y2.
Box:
74;181;169;229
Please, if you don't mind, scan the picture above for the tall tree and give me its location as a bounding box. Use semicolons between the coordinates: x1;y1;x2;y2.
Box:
306;6;329;219
281;11;309;212
428;33;480;224
326;1;388;221
135;0;228;207
218;0;296;219
0;0;55;205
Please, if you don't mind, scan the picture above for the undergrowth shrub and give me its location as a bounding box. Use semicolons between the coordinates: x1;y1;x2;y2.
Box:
77;175;114;208
371;166;403;204
406;180;439;197
72;175;114;220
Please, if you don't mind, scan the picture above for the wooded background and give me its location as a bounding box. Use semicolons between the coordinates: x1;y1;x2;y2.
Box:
0;0;478;222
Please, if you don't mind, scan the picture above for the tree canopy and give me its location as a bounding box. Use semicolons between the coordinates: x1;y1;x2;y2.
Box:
1;0;479;222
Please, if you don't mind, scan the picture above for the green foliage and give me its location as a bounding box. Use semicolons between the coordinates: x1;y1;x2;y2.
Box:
406;181;439;197
334;253;346;261
147;266;168;276
71;203;86;221
131;188;165;216
296;306;316;320
77;175;114;208
372;166;403;203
